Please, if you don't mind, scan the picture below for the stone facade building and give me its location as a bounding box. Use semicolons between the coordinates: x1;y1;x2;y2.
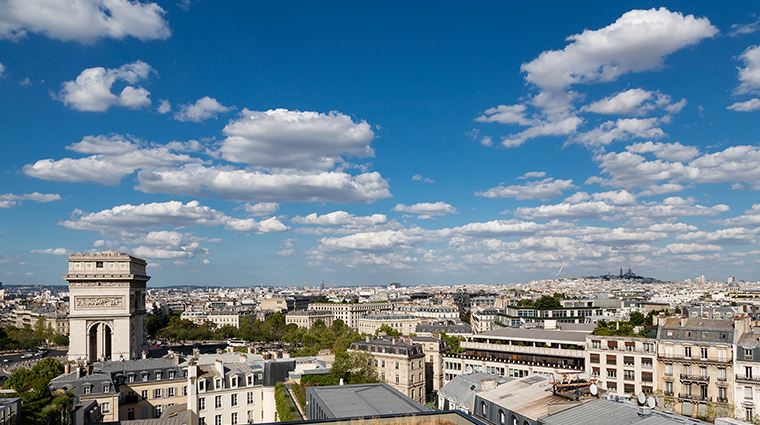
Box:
308;302;392;330
584;334;657;396
65;252;150;362
349;336;426;404
735;329;760;421
285;310;334;329
356;313;418;336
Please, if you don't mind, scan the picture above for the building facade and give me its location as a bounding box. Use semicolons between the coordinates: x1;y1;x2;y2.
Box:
584;334;657;396
356;313;418;336
349;336;426;404
65;252;150;362
285;310;334;329
308;302;392;330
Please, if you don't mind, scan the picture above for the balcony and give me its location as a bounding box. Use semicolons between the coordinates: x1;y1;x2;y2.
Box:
680;374;710;383
660;354;730;365
736;374;760;384
679;393;711;403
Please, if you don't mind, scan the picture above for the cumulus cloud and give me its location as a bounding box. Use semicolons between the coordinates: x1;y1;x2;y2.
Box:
0;62;5;78
735;45;760;94
318;228;439;253
714;204;760;227
626;141;700;162
239;202;279;216
571;117;666;148
577;227;667;245
676;227;758;244
518;171;546;179
157;99;171;114
220;108;374;170
392;202;458;219
477;178;574;200
29;247;69;255
174;96;231;122
515;201;617;220
136;165;391;204
0;192;61;208
60;200;289;235
23;134;203;185
521;8;717;91
293;211;387;227
57;61;154;112
727;98;760;112
581;89;686;116
0;0;170;43
666;243;722;254
475;104;531;125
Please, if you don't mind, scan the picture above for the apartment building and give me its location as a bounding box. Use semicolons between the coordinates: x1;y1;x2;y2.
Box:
285;309;334;329
356;313;418;335
584;334;657;396
443;323;591;383
180;310;248;329
394;305;459;321
657;316;749;418
308;302;392;330
411;334;449;393
349;336;426;404
471;308;499;333
735;330;760;421
501;305;604;326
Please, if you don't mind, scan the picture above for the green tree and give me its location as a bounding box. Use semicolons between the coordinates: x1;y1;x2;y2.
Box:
374;324;401;337
331;350;381;385
440;332;465;354
534;295;562;309
629;311;647;326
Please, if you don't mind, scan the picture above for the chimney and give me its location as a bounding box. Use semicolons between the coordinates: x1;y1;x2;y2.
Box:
247;345;255;355
76;366;83;379
86;365;94;375
174;353;181;365
432;331;441;340
481;378;497;391
365;335;371;342
392;336;400;345
226;346;234;353
215;359;225;378
65;363;71;374
403;336;412;345
239;353;248;363
142;350;147;359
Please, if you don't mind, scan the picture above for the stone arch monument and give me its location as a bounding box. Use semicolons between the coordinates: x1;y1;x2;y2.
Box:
65;252;150;362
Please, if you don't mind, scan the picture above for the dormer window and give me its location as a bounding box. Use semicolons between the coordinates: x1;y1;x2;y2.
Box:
216;379;222;389
198;380;205;391
156;372;163;380
169;371;176;379
84;385;92;395
103;384;111;393
142;373;148;382
128;374;135;383
231;377;237;387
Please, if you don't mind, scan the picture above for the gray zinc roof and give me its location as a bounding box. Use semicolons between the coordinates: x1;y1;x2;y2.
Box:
438;373;512;412
308;383;427;418
539;398;708;425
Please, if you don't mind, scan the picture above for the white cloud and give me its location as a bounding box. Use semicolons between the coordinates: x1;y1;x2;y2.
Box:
727;98;760;112
0;192;61;208
638;183;685;197
477;178;574;200
500;116;583;148
475;104;531;125
239;202;280;216
276;239;296;257
735;45;760;94
136;164;391;204
412;174;434;183
293;211;387;226
592;190;636;205
60;200;289;234
577;227;667;245
515;201;617;220
677;227;758;244
19;77;31;86
730;19;760;37
203;259;210;264
220;108;374;170
0;62;5;78
0;0;170;43
58;61;154;112
133;242;208;259
521;8;717;91
157;99;171;114
518;171;546;179
666;243;722;254
29;247;69;255
626;141;700;162
318;228;439;253
174;96;231;122
23;134;203;185
392;202;458;218
581;89;686;117
571;117;666;148
714;204;760;227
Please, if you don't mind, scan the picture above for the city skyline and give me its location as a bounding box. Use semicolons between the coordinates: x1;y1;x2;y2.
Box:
1;1;760;287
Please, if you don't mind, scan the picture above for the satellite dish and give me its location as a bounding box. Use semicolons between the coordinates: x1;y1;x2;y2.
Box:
465;365;473;374
647;396;656;408
590;384;598;396
549;374;555;383
637;392;646;405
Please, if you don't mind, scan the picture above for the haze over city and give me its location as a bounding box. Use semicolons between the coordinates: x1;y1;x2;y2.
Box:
1;1;760;287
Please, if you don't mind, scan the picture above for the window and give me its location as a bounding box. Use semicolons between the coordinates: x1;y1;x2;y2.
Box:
746;386;753;400
127;408;135;420
395;362;399;369
641;358;653;368
182;386;187;396
396;375;400;384
231;413;238;425
169;371;176;379
700;367;707;378
247;375;253;386
154;388;162;399
625;343;634;352
747;366;753;379
411;389;415;399
168;387;176;397
231;377;237;387
701;347;708;360
624;384;635;394
215;415;222;425
748;349;755;360
248;392;255;405
643;342;654;353
701;385;708;399
410;375;414;383
719;387;727;401
154;405;163;418
481;401;487;416
231;394;238;407
748;408;754;422
142;373;149;382
623;370;635;380
500;410;505;425
592;340;601;349
199;418;206;425
96;261;103;268
215;379;222;390
156;372;163;380
381;360;385;368
142;390;148;400
215;395;222;409
199;380;205;391
248;411;255;423
128;374;135;383
623;356;634;366
199;398;206;410
684;346;692;359
665;382;673;395
606;355;616;365
101;402;110;413
607;369;617;378
103;384;110;393
590;354;600;363
719;368;727;381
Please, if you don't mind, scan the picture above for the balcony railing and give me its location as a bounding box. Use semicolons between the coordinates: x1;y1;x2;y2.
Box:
660;355;730;364
680;374;710;383
736;374;760;383
679;394;711;402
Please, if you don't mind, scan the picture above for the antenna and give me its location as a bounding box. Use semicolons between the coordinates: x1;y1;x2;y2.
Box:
647;396;656;408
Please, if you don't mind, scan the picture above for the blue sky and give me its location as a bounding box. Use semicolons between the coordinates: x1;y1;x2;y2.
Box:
2;1;760;287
